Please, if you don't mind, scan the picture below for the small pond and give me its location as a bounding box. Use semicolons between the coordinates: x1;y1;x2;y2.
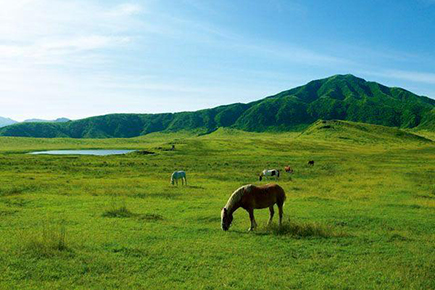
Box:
28;150;136;156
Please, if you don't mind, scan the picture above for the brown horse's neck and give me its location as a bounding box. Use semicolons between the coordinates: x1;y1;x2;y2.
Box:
227;201;241;215
225;186;248;214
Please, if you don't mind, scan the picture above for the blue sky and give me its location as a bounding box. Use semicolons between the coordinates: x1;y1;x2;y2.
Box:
0;0;434;121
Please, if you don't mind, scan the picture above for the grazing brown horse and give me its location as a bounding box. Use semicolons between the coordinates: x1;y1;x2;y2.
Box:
284;166;294;173
221;184;286;231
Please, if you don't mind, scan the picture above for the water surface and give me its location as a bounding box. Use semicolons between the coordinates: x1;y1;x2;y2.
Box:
29;150;136;156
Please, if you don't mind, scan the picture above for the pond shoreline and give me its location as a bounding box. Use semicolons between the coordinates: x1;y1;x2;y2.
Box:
28;149;137;156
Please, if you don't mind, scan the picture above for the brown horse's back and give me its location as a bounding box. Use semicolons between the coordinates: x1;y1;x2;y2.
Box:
241;183;286;209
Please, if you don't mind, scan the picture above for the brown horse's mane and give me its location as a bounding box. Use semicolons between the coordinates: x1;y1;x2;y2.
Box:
225;184;253;211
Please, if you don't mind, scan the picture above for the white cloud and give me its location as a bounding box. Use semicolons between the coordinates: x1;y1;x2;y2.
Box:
0;0;150;120
366;69;435;85
40;36;131;51
384;70;435;85
0;36;131;65
0;0;433;121
108;3;144;16
0;62;276;121
419;0;435;5
237;42;350;66
0;0;144;66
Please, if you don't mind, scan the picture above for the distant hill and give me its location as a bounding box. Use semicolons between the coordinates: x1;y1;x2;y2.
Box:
0;117;17;128
1;74;434;138
23;118;70;123
298;119;432;145
0;116;69;130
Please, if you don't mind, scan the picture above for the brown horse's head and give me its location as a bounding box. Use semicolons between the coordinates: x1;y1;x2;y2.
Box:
221;208;233;231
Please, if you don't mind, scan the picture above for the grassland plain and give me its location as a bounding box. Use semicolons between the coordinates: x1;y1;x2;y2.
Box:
0;124;434;289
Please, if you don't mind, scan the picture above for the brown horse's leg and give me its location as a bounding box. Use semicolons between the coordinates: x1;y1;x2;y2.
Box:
248;208;257;231
278;204;283;227
268;206;274;225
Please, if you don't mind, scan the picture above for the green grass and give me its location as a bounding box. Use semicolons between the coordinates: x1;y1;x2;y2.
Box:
0;125;434;289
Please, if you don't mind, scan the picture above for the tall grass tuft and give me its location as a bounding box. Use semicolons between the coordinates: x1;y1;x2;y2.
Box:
102;205;134;218
102;195;135;218
23;221;70;257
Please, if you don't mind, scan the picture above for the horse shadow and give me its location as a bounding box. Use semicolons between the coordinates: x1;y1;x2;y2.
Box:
185;185;205;189
227;220;348;239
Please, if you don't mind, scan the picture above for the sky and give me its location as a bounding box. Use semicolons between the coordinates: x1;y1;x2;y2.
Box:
0;0;434;121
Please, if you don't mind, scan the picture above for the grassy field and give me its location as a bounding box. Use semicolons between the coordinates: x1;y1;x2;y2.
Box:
0;124;434;289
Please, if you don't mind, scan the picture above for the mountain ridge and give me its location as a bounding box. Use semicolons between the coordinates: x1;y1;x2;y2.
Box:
0;117;18;128
1;74;434;138
0;117;71;128
23;118;70;123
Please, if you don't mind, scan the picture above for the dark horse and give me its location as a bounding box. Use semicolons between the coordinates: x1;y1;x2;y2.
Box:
308;160;314;166
221;184;286;231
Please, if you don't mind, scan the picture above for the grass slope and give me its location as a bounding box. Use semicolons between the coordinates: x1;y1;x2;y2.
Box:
0;125;434;289
299;120;432;145
1;74;434;138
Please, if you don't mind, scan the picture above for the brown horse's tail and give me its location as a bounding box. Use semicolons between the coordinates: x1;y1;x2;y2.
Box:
276;184;286;206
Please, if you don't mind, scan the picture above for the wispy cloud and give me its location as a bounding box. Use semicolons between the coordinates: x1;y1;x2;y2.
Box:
0;0;150;120
0;36;131;64
0;0;433;120
367;69;435;85
153;12;347;67
0;0;144;67
386;70;435;85
419;0;435;5
236;42;350;66
107;3;144;16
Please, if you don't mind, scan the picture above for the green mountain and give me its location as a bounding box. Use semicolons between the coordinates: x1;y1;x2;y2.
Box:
1;74;434;138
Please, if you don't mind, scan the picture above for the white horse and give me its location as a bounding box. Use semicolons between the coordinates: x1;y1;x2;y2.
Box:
259;169;280;181
171;170;187;185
